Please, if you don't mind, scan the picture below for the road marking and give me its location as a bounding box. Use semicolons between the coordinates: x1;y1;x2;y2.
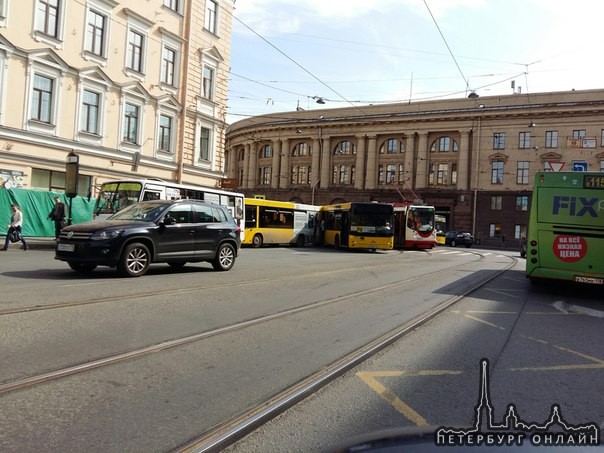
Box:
464;314;506;330
357;370;462;426
552;301;604;318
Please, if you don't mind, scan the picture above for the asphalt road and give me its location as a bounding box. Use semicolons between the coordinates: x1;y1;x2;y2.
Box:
0;246;601;452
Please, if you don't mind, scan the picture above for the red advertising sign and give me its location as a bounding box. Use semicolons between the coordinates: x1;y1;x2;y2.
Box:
553;235;587;263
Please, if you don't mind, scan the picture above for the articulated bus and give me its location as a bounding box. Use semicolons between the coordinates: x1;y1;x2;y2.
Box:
243;198;319;247
319;202;394;250
392;203;436;249
93;179;245;237
526;172;604;285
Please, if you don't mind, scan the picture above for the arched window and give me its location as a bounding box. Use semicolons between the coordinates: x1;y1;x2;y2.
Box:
430;136;459;152
259;144;272;158
292;142;311;156
380;138;404;154
333;140;356;155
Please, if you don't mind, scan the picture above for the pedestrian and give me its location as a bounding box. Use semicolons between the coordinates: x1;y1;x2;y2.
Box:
501;234;507;248
2;204;28;251
48;196;66;240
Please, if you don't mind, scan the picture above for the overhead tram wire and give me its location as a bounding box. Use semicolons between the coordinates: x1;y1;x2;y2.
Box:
423;0;475;95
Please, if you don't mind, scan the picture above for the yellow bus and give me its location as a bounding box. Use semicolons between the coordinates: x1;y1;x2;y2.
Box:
319;202;394;250
243;198;319;247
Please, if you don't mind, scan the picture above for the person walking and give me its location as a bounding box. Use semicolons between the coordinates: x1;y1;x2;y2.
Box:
2;204;28;251
48;196;66;240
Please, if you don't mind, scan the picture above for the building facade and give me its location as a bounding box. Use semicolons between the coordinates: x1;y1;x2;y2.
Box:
225;89;604;248
0;0;234;196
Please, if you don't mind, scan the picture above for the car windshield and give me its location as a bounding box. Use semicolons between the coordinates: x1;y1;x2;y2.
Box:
107;202;167;222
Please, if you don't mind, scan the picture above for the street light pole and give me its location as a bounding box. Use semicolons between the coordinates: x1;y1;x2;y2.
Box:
65;150;79;225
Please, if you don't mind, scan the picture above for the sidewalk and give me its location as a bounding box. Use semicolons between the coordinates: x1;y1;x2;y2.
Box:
1;237;56;250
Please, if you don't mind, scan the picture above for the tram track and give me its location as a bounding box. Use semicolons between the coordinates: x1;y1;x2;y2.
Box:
0;251;502;398
0;248;485;317
175;256;517;453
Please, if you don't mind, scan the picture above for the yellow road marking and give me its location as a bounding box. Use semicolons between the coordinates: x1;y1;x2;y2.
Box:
356;370;462;426
464;314;506;330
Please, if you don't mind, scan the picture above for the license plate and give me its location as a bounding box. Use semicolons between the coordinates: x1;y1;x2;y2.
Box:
575;276;604;285
57;243;75;252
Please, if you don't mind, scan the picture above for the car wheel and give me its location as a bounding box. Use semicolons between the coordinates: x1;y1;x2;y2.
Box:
212;243;236;271
450;239;457;247
117;242;150;277
252;234;263;248
167;261;186;269
68;262;97;273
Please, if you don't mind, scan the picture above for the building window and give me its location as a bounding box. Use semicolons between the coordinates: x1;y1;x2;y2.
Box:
386;164;396;184
333;165;350;184
161;46;176;86
518;132;531;149
36;0;60;37
398;164;405;183
0;0;7;19
493;132;505;150
158;114;172;152
122;103;139;144
380;138;403;154
199;127;210;161
430;136;458;152
515;224;527;240
80;89;100;134
545;131;558;148
126;30;144;73
291;165;309;185
351;165;355;184
260;145;272;158
516;196;528;211
436;163;448;185
334;140;355;155
31;74;54;123
293;143;310;156
517;161;529;184
491;161;504;184
205;0;218;34
451;162;457;185
489;223;502;238
573;129;586;139
260;167;271;185
601;160;604;172
31;168;91;196
85;10;106;56
163;0;179;12
490;196;502;210
202;66;214;100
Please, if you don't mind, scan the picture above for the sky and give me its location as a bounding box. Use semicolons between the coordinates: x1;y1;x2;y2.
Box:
226;0;603;125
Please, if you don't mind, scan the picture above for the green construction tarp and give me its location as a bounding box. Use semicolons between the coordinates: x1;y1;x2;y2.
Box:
1;188;95;238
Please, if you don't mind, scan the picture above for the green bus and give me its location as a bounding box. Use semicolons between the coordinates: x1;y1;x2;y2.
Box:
526;172;604;285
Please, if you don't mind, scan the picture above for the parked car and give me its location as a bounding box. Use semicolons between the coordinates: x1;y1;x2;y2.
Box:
444;230;474;248
55;199;241;277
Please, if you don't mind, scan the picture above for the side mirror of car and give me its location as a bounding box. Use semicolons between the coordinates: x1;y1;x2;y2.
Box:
162;216;176;226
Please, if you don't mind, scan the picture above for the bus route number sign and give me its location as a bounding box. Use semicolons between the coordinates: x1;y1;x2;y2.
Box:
584;175;604;189
553;235;587;263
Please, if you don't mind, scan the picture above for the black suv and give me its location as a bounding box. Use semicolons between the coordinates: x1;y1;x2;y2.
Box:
444;230;474;248
55;199;241;277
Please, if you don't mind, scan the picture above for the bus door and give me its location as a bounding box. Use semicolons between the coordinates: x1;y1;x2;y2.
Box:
142;184;165;201
341;211;350;246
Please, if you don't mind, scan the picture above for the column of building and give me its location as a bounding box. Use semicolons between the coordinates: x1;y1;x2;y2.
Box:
320;136;331;189
364;135;377;189
271;139;281;189
311;137;321;188
403;133;416;186
458;130;470;190
279;138;290;189
354;135;366;190
242;143;251;188
247;142;258;188
415;132;429;189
